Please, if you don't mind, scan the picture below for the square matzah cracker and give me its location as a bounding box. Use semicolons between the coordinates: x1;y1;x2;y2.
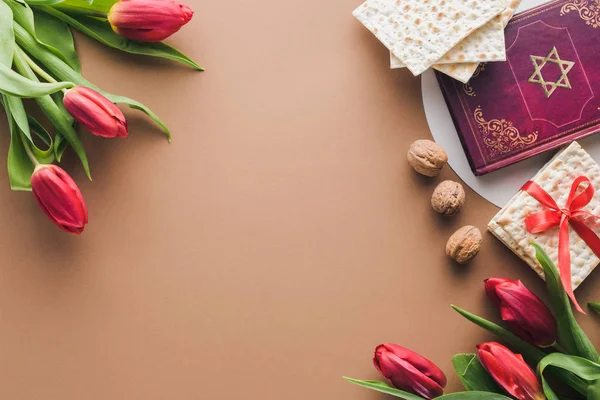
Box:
353;0;508;76
488;142;600;289
390;0;521;83
390;15;505;68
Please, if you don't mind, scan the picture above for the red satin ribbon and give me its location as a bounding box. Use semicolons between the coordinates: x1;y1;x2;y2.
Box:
522;176;600;313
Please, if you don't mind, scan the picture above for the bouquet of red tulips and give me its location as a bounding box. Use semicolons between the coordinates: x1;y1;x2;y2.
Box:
0;0;200;233
346;244;600;399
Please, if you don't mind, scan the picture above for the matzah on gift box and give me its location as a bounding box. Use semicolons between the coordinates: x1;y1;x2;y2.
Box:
488;142;600;295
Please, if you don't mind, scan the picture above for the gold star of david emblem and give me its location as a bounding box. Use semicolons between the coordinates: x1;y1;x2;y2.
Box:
527;47;575;98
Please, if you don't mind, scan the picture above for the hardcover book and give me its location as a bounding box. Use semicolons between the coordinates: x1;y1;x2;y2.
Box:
436;0;600;175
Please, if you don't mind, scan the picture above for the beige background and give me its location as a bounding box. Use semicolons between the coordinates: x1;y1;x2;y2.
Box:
0;0;599;399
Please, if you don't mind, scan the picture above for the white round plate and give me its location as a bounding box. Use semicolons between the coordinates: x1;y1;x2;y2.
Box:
422;0;600;208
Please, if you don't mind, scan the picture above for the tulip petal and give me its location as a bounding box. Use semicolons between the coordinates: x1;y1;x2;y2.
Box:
381;343;447;387
383;355;444;399
38;7;203;70
374;344;446;399
31;165;88;234
108;0;193;42
486;278;557;348
64;86;128;139
478;342;543;400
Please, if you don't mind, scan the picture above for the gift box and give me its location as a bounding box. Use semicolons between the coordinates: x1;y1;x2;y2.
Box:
488;142;600;295
437;0;600;175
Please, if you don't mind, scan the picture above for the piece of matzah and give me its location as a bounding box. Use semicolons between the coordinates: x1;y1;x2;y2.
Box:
432;62;481;83
390;0;521;83
390;15;505;68
488;142;600;289
353;0;508;76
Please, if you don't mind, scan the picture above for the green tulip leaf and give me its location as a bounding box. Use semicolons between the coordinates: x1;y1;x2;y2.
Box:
5;0;81;70
451;305;546;365
343;378;425;400
452;354;503;393
13;46;90;178
588;379;600;400
33;8;80;72
48;90;71;161
0;1;15;66
53;0;113;14
0;62;72;97
591;387;600;400
14;21;171;139
103;93;170;139
24;0;64;5
54;133;68;161
39;6;203;70
343;379;513;400
27;113;54;163
1;95;54;163
533;243;600;362
4;95;30;140
2;95;34;191
1;85;54;166
589;302;600;314
537;353;600;400
3;0;37;40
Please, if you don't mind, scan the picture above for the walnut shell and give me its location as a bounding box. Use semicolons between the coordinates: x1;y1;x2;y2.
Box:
446;225;482;264
431;181;465;216
407;140;448;177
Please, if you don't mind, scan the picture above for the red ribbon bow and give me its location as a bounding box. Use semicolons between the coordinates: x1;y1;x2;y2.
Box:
522;176;600;313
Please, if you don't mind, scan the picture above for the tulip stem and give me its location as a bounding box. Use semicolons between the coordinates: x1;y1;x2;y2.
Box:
552;343;567;353
19;49;58;84
20;133;39;166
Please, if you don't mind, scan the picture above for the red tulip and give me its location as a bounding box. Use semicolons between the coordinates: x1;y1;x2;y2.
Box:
477;342;544;400
373;344;446;399
485;278;557;348
31;165;88;234
63;86;128;139
108;0;194;42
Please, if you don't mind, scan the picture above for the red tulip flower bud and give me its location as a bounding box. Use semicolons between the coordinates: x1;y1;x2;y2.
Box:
373;344;446;399
485;277;557;348
477;342;544;400
108;0;194;42
31;165;88;234
63;86;128;139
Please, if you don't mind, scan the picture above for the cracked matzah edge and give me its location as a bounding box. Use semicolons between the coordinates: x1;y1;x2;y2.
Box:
392;0;522;82
488;220;545;279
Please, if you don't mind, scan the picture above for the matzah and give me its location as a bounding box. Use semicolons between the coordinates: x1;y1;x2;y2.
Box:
353;0;508;76
488;142;600;289
390;15;505;67
432;62;481;83
390;0;521;83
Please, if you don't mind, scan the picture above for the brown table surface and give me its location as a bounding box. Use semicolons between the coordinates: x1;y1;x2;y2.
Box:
1;0;599;399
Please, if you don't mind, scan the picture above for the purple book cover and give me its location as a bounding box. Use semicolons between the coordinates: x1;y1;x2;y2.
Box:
436;0;600;176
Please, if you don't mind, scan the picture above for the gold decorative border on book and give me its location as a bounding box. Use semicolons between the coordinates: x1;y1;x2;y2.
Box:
463;63;486;97
561;0;600;29
474;106;539;156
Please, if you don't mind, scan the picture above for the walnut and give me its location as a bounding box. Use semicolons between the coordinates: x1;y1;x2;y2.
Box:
446;226;483;264
407;140;448;177
431;181;465;216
